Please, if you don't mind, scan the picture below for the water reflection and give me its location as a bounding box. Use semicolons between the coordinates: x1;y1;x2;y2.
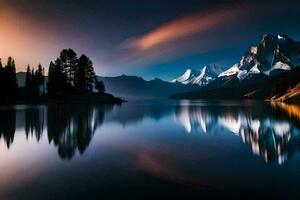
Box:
25;108;45;141
0;109;16;148
0;101;300;165
175;101;300;165
47;105;108;160
0;105;109;160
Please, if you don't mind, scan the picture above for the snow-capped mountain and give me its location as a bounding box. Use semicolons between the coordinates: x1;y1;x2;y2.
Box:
170;34;300;100
219;34;300;80
172;65;223;86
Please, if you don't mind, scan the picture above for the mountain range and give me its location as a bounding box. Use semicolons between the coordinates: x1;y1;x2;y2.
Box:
171;34;300;102
172;65;226;86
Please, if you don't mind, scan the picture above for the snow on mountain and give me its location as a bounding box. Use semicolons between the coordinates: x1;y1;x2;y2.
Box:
218;64;239;77
219;34;300;80
173;65;224;86
265;61;291;76
172;69;200;85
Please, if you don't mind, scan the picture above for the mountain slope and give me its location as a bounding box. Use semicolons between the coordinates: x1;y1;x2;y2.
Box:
219;34;300;80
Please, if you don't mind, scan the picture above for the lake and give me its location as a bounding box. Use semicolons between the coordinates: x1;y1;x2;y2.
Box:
0;100;300;199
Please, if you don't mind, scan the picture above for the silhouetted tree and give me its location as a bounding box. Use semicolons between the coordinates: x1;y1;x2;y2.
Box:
25;65;31;88
46;49;110;102
2;57;18;101
59;49;78;86
25;65;44;100
36;64;44;95
75;55;96;91
47;60;68;97
0;59;4;98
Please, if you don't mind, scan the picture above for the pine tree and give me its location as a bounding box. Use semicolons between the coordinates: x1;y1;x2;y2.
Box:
47;60;68;97
75;55;96;91
36;64;44;95
25;65;32;88
47;61;55;96
0;59;3;96
59;49;78;86
4;57;18;100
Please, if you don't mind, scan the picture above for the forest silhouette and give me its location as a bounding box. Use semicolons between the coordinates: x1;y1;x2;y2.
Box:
0;49;122;104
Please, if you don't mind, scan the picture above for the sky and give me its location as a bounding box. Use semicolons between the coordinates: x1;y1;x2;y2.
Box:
0;0;300;80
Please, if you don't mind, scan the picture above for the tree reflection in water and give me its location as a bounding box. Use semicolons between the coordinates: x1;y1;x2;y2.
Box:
47;105;106;160
25;108;45;141
0;109;16;148
0;105;107;160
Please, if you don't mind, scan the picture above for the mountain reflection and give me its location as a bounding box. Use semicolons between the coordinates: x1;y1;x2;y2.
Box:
175;101;300;165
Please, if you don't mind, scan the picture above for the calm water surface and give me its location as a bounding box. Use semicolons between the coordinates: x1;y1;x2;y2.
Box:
1;100;300;199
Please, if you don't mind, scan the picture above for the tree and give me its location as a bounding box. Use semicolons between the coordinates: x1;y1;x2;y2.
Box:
75;55;96;91
0;59;4;96
3;57;18;101
95;81;105;94
25;65;32;88
36;64;44;95
47;60;68;97
25;65;42;99
59;49;78;86
74;58;87;91
47;49;100;99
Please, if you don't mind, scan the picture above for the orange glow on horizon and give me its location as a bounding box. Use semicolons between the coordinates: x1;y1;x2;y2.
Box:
0;7;64;72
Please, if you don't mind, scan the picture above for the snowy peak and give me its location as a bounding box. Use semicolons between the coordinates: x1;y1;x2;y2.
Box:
173;65;224;86
172;69;200;85
219;34;300;80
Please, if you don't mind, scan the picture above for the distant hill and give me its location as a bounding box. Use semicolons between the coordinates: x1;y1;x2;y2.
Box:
16;72;26;87
17;72;48;88
97;75;199;99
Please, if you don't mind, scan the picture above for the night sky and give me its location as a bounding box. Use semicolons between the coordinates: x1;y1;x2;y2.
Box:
0;0;300;80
